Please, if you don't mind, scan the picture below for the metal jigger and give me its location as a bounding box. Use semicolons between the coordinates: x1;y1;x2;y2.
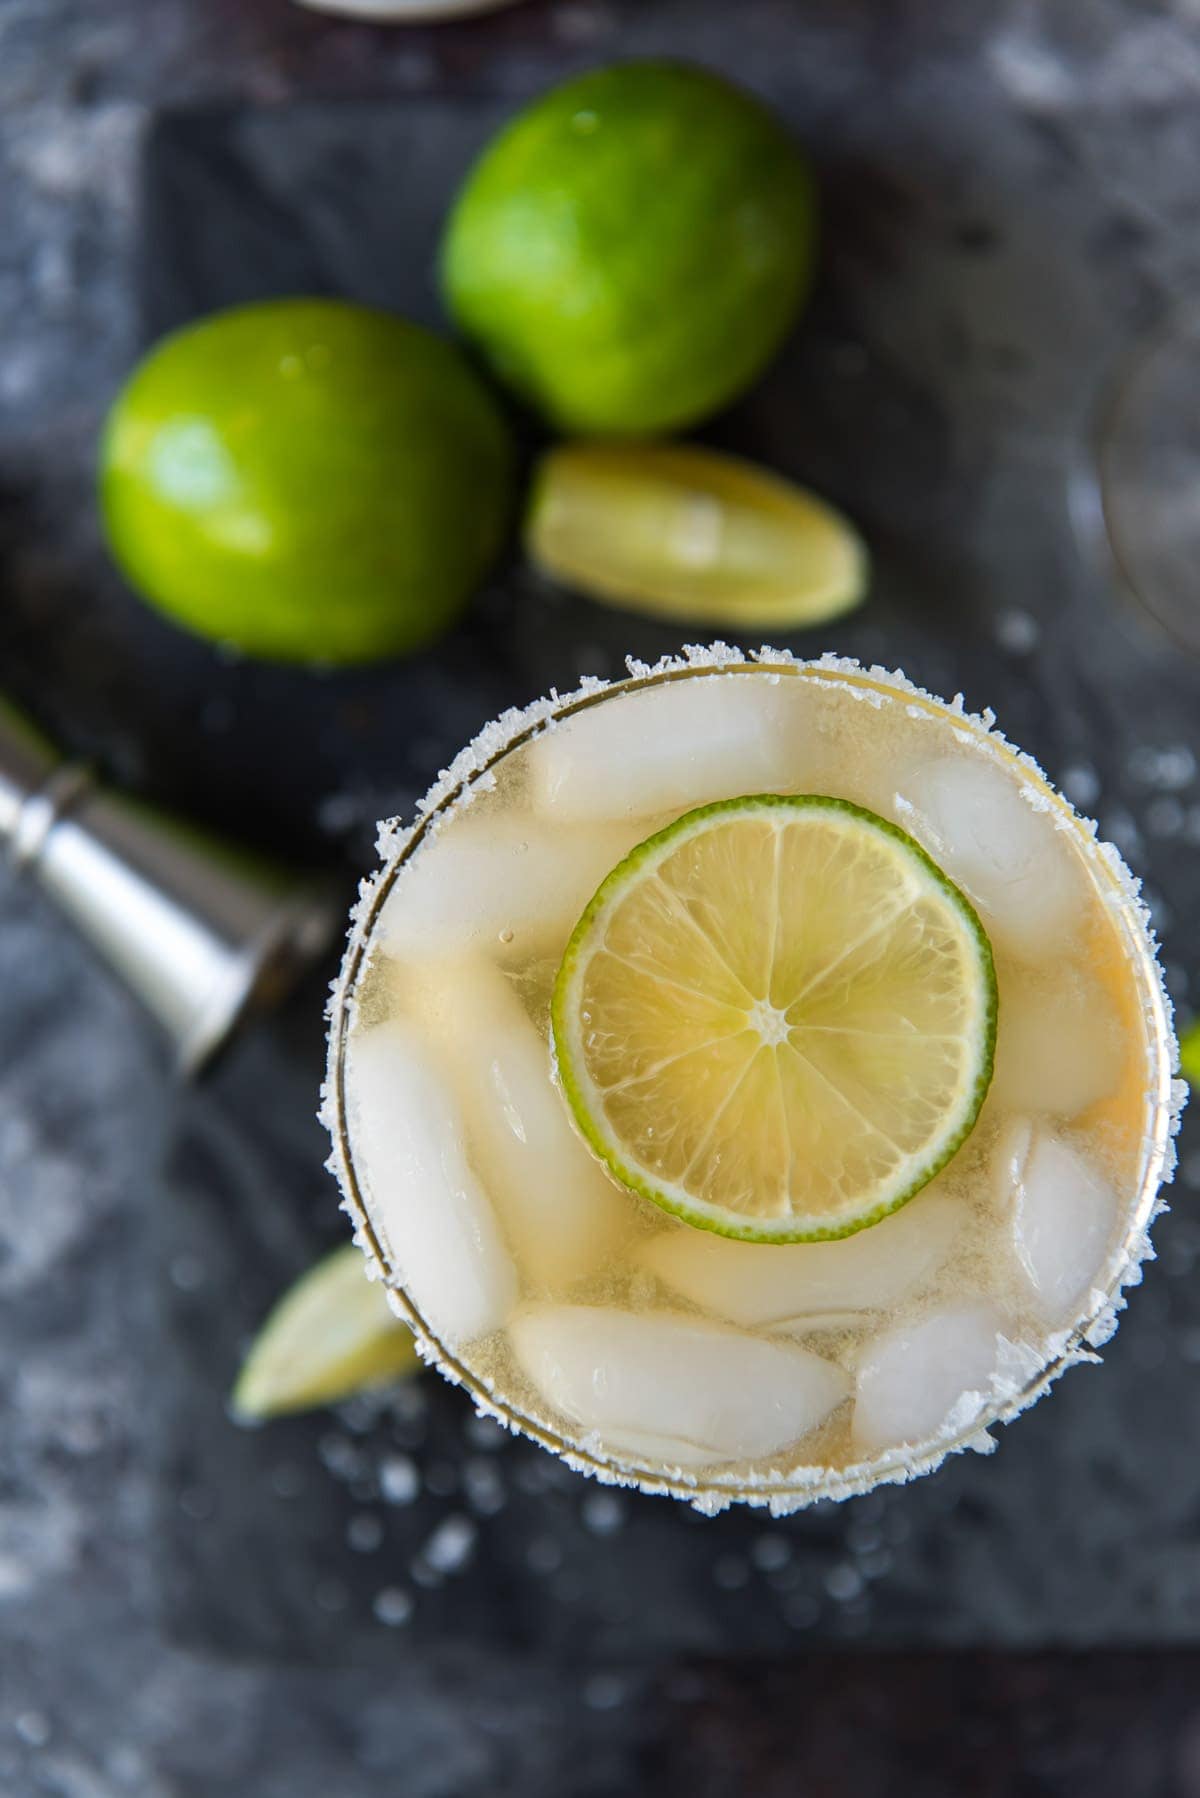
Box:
0;697;340;1075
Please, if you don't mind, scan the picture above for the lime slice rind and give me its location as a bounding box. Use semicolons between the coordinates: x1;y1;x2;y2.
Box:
552;794;997;1244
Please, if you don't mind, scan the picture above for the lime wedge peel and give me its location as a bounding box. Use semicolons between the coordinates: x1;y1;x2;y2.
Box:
1180;1019;1200;1088
552;795;997;1244
231;1243;419;1423
525;442;868;630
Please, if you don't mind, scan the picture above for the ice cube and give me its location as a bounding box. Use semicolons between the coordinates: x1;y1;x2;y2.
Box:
993;1120;1118;1322
989;967;1123;1117
410;954;634;1288
894;756;1083;959
509;1305;850;1469
637;1183;961;1331
852;1302;1008;1455
343;1020;518;1348
376;813;640;963
528;672;824;822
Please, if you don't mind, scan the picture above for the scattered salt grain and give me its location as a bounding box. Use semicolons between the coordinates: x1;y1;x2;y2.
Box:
1061;764;1101;809
527;1535;563;1575
169;1254;205;1291
583;1674;626;1712
581;1492;625;1536
388;1413;426;1452
337;1392;391;1435
751;1534;792;1573
391;1382;428;1425
378;1455;419;1507
1145;796;1185;838
713;1555;750;1591
373;1586;414;1627
993;609;1039;653
513;1458;552;1496
317;791;367;836
421;1515;477;1577
270;1463;306;1500
319;1434;367;1483
347;1514;384;1553
463;1458;506;1517
554;6;612;47
825;1563;865;1603
106;1744;147;1785
846;1518;883;1554
1128;744;1196;790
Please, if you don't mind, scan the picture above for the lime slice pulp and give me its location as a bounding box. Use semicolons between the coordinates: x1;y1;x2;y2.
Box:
552;795;997;1243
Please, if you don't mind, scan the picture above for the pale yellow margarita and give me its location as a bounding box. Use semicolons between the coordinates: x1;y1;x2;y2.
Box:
325;649;1179;1512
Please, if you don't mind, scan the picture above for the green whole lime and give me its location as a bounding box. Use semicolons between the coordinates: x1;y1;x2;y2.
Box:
99;299;516;665
440;61;816;437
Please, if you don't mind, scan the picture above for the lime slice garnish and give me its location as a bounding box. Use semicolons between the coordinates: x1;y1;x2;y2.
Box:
231;1244;419;1422
552;796;996;1243
525;443;867;629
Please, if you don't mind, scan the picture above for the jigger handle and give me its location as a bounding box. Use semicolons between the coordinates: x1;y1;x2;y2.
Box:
0;695;340;1075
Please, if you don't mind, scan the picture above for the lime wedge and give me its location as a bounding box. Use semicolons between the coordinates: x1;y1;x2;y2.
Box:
1180;1019;1200;1088
552;796;996;1242
231;1244;419;1422
525;442;867;628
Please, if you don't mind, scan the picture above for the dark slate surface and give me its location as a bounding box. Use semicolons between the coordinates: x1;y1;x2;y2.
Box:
3;2;1200;1792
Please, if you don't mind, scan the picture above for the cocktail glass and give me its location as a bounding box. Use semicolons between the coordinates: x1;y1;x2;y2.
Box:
324;648;1179;1513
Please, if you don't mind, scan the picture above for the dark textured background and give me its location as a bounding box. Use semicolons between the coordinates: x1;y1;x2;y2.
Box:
3;2;1200;1792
